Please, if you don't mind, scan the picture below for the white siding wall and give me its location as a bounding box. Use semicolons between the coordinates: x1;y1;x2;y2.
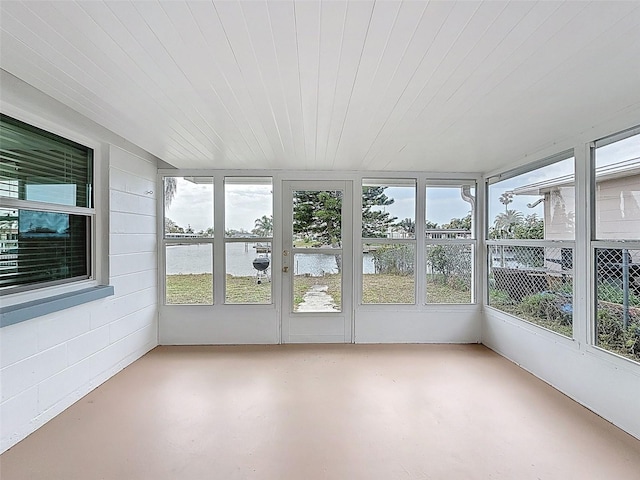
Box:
0;146;158;453
483;112;640;442
544;186;576;241
483;309;640;440
596;174;640;240
0;74;160;454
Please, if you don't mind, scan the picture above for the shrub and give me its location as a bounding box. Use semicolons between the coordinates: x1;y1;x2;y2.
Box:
372;244;414;275
489;288;512;306
520;292;571;326
597;283;640;307
426;244;471;290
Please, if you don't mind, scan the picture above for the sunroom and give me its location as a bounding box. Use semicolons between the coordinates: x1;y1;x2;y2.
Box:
1;1;639;478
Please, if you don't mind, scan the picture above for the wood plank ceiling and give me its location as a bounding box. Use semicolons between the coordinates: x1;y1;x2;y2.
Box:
1;1;639;172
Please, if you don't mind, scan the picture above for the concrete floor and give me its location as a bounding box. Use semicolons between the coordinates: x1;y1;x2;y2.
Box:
1;344;639;479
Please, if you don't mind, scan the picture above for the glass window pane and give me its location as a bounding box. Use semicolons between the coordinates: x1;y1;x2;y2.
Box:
363;179;415;239
165;243;213;305
488;157;574;240
293;253;341;312
225;177;272;238
595;248;640;363
426;244;473;304
0;114;93;208
363;243;415;304
293;190;342;248
488;245;573;337
426;185;474;239
225;242;272;304
164;176;213;239
0;209;18;279
595;133;640;241
0;208;89;290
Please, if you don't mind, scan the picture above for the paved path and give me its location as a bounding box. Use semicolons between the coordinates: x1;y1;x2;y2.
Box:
297;284;339;312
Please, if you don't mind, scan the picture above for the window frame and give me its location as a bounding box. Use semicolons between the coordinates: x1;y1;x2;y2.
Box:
223;176;273;305
360;178;417;305
590;126;640;364
0;110;100;301
485;150;576;338
161;175;215;306
425;180;477;305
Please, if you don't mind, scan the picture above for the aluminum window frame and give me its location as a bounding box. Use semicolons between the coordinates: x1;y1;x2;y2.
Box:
0;113;96;297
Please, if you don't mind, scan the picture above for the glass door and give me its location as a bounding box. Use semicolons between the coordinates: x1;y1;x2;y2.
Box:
281;180;353;343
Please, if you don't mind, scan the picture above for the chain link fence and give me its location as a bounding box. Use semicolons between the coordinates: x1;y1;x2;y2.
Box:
426;243;473;303
488;245;573;337
595;248;640;362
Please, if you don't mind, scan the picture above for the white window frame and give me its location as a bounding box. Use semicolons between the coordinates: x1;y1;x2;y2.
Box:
360;177;418;305
485;150;576;339
223;176;274;305
424;179;478;305
0;106;104;308
589;126;640;365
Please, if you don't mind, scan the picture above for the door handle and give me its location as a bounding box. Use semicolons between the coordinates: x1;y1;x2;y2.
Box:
282;266;289;273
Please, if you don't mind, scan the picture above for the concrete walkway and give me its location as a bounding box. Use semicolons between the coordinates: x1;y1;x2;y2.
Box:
297;284;339;312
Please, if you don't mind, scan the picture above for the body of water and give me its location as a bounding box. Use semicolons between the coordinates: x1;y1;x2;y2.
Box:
166;242;375;276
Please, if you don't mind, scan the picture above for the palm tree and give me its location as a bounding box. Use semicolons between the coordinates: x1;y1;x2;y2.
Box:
494;209;523;239
499;191;513;212
253;215;273;237
164;177;177;207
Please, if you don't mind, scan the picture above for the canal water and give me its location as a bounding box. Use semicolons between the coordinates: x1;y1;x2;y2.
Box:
166;242;375;276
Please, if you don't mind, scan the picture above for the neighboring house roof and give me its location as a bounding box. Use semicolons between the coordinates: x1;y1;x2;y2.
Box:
511;157;640;196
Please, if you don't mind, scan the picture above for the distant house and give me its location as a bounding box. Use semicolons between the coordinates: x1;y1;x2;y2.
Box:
511;157;640;241
511;158;640;272
426;228;472;240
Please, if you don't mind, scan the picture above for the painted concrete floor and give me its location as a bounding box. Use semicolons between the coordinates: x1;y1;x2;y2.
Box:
1;344;639;480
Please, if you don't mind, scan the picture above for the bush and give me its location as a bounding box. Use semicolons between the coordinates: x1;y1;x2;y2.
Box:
489;288;512;306
597;283;640;306
520;292;571;325
372;244;414;275
426;244;471;291
597;309;640;362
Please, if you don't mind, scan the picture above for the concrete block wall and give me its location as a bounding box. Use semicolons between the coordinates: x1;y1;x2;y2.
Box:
0;146;158;453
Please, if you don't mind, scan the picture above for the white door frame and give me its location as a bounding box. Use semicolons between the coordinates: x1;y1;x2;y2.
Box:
281;180;353;343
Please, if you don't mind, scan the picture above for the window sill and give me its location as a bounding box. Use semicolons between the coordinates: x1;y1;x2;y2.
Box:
0;285;114;328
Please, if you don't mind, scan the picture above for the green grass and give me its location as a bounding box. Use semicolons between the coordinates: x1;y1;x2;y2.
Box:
166;273;473;307
166;274;213;305
363;274;415;304
225;275;272;304
426;279;472;304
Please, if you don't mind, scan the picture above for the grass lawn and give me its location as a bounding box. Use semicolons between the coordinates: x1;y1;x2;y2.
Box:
166;274;213;305
426;279;472;304
166;273;472;306
362;274;415;304
225;275;272;304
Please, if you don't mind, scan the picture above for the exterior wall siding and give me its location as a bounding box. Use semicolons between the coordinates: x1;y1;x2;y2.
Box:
544;186;576;241
596;175;640;240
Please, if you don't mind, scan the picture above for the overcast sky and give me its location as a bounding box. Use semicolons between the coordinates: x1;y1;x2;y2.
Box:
164;133;638;234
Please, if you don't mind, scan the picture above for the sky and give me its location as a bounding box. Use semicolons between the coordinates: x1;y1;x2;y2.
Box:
164;133;638;234
164;177;213;233
488;133;639;225
165;181;474;233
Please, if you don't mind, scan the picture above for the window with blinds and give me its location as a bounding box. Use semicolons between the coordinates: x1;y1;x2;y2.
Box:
0;114;94;293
